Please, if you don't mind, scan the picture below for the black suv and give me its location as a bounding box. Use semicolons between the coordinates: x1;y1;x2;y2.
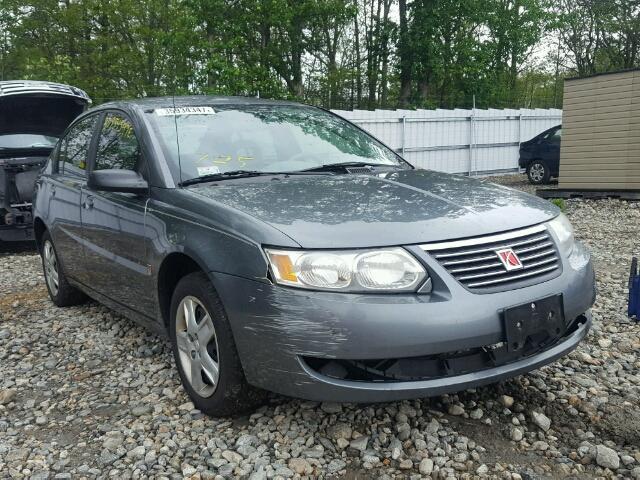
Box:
518;125;561;185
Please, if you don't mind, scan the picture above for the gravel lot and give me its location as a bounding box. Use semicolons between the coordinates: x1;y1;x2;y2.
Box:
1;174;640;480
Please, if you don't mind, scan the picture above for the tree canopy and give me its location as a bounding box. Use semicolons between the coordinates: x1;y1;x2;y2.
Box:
1;0;638;109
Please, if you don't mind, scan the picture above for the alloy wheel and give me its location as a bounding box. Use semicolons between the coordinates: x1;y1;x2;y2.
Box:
529;163;545;183
43;240;59;296
175;296;220;398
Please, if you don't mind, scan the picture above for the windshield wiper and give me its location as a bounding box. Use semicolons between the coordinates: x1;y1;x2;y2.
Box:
179;170;276;187
300;161;396;173
180;168;337;187
0;145;52;151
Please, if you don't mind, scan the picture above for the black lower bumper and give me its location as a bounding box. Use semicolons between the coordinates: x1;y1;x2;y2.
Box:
303;312;587;383
0;225;35;242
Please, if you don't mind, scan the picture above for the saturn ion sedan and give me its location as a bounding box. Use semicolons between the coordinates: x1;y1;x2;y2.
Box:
32;97;596;415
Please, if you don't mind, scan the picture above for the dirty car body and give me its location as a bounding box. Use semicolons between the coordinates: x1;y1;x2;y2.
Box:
33;97;595;412
0;81;90;242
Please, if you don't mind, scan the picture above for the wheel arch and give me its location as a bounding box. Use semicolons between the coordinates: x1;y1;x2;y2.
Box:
33;217;47;250
526;157;546;168
157;251;209;330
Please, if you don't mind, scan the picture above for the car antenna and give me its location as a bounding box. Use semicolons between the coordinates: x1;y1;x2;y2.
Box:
171;92;183;185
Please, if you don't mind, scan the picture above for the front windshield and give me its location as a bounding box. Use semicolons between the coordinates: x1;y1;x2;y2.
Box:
146;105;405;183
0;134;58;149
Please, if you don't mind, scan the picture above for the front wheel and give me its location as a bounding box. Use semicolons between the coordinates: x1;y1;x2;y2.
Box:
169;272;265;416
526;160;551;185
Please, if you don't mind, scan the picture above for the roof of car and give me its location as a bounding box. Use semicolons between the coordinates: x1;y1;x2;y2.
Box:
0;80;91;102
98;95;305;110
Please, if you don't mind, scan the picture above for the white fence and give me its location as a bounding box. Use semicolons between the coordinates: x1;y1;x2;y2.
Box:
331;108;562;175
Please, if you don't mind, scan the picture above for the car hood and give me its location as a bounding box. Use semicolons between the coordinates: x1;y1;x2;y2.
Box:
189;169;559;248
0;81;91;137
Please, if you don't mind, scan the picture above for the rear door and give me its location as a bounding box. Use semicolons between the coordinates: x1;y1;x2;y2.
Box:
79;111;155;316
46;115;99;280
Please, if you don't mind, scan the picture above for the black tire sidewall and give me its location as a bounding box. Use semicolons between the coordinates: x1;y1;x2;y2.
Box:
527;160;550;185
169;272;253;416
40;230;85;307
40;231;65;304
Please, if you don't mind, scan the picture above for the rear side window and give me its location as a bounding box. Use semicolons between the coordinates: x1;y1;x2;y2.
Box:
94;113;140;171
542;128;561;142
58;116;97;177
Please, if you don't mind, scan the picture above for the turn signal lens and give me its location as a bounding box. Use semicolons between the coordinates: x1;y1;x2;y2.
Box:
265;247;427;292
269;253;298;283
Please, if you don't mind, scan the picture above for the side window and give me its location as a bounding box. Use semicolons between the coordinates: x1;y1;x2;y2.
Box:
95;113;140;171
542;128;561;143
58;116;97;177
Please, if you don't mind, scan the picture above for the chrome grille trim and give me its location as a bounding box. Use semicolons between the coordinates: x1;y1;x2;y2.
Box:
420;224;547;251
456;257;557;281
421;224;561;292
466;265;559;288
431;234;548;259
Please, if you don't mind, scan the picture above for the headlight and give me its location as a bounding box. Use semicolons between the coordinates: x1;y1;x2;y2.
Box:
547;213;575;254
265;247;428;292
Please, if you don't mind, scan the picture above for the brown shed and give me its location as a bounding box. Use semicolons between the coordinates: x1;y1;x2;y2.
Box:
559;68;640;191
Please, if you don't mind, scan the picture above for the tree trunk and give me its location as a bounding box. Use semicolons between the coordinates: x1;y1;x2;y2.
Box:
290;9;304;98
354;0;362;108
398;0;412;107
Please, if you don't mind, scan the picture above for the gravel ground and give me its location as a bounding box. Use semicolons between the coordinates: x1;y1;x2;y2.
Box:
1;174;640;480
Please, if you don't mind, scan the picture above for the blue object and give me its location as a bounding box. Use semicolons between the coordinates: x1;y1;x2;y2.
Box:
629;257;640;318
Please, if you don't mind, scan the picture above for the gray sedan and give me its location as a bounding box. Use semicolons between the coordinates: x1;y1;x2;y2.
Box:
32;97;595;416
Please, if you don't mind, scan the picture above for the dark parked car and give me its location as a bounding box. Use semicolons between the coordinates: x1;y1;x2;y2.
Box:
0;81;90;243
33;98;595;416
519;125;561;185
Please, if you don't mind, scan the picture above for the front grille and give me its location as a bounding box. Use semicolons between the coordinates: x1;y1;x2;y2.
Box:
421;224;561;292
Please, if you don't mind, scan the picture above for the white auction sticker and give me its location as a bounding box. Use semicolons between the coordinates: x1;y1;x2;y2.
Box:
197;166;221;176
155;106;215;116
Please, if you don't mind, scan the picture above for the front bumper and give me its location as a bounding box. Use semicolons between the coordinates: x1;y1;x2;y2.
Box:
212;240;596;402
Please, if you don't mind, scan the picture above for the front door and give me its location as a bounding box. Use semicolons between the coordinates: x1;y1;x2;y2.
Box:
80;111;155;316
540;127;561;174
546;127;561;173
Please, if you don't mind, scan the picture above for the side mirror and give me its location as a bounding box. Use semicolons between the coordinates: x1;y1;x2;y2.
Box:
88;169;148;194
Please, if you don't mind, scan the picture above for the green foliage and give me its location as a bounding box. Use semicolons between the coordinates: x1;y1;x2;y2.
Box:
550;198;567;212
0;0;637;109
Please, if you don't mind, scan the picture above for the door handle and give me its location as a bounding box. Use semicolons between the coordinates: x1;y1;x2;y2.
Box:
83;196;94;209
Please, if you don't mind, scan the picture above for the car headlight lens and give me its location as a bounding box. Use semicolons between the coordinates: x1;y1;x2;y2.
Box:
265;247;427;292
297;253;351;289
547;213;575;254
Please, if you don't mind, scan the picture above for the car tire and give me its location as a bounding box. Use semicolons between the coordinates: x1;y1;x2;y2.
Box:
526;160;551;185
169;271;266;416
40;231;87;307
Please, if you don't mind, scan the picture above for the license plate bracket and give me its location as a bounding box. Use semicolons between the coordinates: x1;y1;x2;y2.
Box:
503;294;565;352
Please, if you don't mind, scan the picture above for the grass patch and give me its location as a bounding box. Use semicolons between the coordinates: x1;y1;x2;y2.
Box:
550;198;566;212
